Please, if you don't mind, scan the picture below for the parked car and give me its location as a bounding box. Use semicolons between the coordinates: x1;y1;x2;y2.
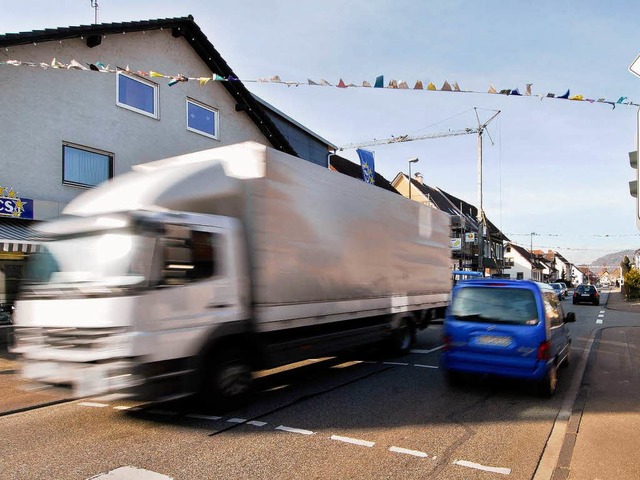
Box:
549;283;564;300
441;279;575;397
558;282;568;297
573;284;600;305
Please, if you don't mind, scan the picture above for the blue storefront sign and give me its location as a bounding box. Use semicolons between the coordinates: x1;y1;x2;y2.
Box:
0;186;33;219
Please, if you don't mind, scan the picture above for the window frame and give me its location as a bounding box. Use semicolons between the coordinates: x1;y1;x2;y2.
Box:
116;71;159;119
62;142;114;189
186;97;219;140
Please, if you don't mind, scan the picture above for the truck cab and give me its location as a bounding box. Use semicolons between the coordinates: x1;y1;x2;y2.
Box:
14;210;249;400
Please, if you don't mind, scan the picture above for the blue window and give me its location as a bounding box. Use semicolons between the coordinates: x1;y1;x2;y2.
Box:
187;98;218;139
62;144;113;188
116;72;158;118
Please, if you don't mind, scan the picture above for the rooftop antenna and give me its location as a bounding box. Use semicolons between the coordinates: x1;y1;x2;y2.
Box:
90;1;99;24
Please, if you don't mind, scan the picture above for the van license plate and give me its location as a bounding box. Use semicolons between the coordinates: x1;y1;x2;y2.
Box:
477;335;512;347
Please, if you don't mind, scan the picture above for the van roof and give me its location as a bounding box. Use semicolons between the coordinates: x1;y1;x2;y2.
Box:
453;278;552;292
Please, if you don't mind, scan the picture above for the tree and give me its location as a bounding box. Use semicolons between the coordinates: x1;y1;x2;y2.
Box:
621;256;632;276
624;268;640;300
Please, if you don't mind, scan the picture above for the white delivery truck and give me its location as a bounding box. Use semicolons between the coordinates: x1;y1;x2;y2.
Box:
13;142;451;407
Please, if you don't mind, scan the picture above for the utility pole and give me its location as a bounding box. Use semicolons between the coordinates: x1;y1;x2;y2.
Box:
475;109;501;275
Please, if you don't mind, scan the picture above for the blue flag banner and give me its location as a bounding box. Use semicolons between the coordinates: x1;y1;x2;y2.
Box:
356;148;376;184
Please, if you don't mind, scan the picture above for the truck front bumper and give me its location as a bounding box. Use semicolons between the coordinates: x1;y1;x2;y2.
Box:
21;359;142;398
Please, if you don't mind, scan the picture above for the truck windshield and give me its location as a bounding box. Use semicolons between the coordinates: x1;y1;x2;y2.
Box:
22;230;156;293
450;287;539;325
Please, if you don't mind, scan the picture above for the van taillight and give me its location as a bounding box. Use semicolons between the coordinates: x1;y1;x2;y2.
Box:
442;335;452;351
537;341;551;361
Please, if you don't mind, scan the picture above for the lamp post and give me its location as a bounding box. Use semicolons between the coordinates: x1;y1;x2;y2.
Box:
408;158;419;199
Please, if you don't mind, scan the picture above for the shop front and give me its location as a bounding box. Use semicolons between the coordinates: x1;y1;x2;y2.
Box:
0;187;43;335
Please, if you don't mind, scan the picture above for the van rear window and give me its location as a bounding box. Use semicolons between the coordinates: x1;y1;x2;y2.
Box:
450;287;539;325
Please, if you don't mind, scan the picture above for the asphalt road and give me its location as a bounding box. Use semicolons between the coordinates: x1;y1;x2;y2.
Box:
0;292;619;480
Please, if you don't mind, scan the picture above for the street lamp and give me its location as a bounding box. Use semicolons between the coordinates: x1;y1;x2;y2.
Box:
408;158;419;199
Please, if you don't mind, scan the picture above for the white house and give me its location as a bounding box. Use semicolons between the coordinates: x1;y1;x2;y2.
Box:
0;16;334;311
503;242;544;281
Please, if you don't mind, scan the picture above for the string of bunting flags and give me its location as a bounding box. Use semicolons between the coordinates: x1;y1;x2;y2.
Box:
1;57;637;108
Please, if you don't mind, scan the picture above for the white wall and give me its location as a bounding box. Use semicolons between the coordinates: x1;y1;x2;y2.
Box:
1;30;269;217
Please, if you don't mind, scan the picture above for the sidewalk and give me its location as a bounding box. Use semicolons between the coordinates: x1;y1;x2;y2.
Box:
556;289;640;480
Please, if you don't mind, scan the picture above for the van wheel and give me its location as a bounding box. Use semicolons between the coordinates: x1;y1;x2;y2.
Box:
389;318;412;355
537;363;558;397
201;347;253;411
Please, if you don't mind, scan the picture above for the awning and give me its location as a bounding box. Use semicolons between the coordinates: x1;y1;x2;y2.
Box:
483;258;498;269
0;219;44;254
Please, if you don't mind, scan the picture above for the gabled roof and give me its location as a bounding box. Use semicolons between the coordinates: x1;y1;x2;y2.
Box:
329;155;400;194
0;15;297;156
437;189;509;242
509;242;533;262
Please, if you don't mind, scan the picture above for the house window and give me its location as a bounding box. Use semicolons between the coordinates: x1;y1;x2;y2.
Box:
116;72;159;118
62;143;113;188
186;98;218;139
517;272;524;280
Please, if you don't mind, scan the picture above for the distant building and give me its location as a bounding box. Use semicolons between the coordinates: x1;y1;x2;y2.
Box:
390;172;508;275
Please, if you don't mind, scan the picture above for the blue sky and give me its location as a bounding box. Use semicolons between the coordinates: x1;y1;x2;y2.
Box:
2;0;639;266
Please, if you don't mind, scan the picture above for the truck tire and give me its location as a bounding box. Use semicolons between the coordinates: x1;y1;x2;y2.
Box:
388;318;413;355
201;347;253;410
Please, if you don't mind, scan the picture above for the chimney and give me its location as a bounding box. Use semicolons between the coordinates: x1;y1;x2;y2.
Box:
414;172;424;184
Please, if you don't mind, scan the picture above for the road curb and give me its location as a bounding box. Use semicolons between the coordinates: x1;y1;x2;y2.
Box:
532;326;598;480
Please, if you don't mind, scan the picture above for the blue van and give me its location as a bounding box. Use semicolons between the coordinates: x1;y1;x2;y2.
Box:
441;279;575;396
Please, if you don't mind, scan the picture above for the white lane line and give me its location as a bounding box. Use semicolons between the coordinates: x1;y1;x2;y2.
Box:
410;345;444;354
598;314;605;318
414;364;439;369
227;417;247;424
247;420;267;427
275;425;315;435
330;435;375;447
89;466;173;479
383;361;409;366
389;446;430;458
596;319;603;324
454;459;511;475
600;310;605;314
78;402;109;408
186;414;222;421
113;406;132;411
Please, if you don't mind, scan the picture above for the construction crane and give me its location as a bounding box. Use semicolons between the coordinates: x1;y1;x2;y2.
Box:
337;127;479;151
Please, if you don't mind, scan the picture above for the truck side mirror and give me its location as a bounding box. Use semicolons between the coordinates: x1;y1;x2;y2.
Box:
564;312;576;323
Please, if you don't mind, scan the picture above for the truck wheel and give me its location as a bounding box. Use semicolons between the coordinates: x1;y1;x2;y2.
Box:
537;363;558;397
201;348;253;410
389;318;413;355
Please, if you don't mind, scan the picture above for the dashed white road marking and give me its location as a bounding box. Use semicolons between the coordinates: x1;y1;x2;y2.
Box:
414;364;439;369
454;459;511;475
247;420;267;427
78;402;109;408
596;319;603;324
330;435;375;447
389;446;430;458
185;414;222;421
275;425;315;435
227;417;246;424
410;345;444;354
113;405;132;411
88;465;173;479
383;361;409;366
600;310;605;314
